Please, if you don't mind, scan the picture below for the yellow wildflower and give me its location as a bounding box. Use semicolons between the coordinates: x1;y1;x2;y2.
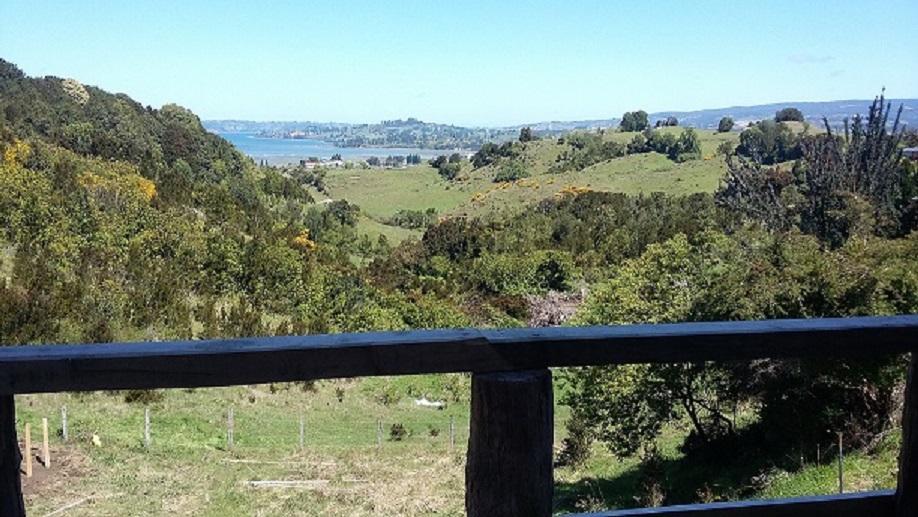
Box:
292;230;317;251
2;140;30;165
136;178;156;201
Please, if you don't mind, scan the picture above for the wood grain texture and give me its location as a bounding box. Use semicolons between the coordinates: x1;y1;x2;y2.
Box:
0;396;25;517
567;490;894;516
466;370;553;517
0;316;916;394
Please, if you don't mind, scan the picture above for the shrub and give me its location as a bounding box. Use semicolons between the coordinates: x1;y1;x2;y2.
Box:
389;423;409;441
473;251;578;296
493;161;529;183
376;384;400;406
123;389;165;405
557;413;592;467
717;116;735;133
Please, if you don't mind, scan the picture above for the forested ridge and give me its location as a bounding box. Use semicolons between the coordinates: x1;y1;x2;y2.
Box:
3;58;918;507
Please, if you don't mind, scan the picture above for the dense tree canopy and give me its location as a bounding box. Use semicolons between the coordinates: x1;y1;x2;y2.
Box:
620;110;650;132
775;107;805;122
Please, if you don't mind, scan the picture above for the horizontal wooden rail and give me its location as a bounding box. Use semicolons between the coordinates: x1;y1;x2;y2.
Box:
1;315;917;395
566;490;894;516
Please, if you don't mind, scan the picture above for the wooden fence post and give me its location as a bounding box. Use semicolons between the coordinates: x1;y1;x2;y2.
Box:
0;396;25;516
838;432;844;494
376;420;382;451
42;417;50;468
227;407;234;450
466;369;553;517
144;408;151;449
61;406;68;442
449;415;455;452
896;354;918;516
299;415;305;451
23;424;31;479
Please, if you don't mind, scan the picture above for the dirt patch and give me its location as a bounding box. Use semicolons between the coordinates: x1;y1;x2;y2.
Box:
21;444;91;498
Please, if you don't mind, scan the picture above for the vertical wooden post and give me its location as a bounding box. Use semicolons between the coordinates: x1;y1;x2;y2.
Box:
837;432;844;494
466;369;553;517
896;354;918;516
0;396;25;516
144;408;151;449
23;424;31;479
449;415;456;452
376;420;382;450
227;407;234;450
61;406;68;442
42;417;50;468
299;415;305;451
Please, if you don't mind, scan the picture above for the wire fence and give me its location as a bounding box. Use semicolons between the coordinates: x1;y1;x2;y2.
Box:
16;401;472;459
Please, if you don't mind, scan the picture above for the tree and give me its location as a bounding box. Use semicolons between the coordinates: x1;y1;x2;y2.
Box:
735;119;801;164
655;117;678;128
775;107;804;122
519;127;535;142
717;117;734;133
719;94;908;246
620;111;649;132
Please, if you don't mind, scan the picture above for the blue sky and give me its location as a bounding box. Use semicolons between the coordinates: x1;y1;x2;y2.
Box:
2;1;916;126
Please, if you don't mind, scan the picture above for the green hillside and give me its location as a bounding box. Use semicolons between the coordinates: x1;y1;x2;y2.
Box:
319;128;738;241
2;57;917;517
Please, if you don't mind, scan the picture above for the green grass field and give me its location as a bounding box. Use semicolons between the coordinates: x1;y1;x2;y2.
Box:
319;129;738;242
17;374;897;516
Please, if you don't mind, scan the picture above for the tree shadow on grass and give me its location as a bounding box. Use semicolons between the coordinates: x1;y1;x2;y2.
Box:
554;424;821;514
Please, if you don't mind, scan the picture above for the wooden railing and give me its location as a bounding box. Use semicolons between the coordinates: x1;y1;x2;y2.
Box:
1;315;917;516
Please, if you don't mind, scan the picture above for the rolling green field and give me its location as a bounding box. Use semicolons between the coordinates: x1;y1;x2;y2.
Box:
319;129;738;242
17;376;897;516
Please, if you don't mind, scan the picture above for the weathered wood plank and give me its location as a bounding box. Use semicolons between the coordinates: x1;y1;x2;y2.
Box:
0;395;25;516
466;370;553;517
896;354;918;517
0;316;916;394
566;490;894;516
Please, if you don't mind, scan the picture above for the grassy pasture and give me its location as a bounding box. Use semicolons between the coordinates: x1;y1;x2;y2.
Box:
16;373;897;516
319;129;738;243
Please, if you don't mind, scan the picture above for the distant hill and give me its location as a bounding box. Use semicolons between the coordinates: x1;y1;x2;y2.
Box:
522;99;918;131
209;99;918;143
645;98;918;129
204;118;520;150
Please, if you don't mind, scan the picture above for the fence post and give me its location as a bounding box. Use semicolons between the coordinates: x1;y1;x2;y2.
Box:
896;354;918;516
466;369;553;517
376;420;382;451
227;407;234;450
837;432;844;494
61;406;68;442
299;415;305;451
0;396;25;516
23;424;31;479
449;415;455;452
42;417;50;468
144;408;151;449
